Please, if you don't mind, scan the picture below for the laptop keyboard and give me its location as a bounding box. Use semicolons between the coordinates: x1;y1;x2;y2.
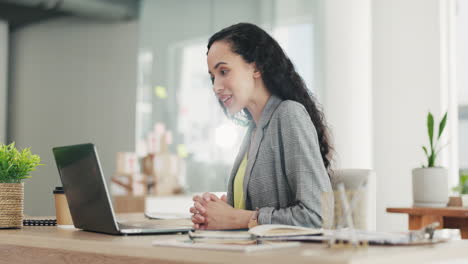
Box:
118;222;185;230
118;222;160;229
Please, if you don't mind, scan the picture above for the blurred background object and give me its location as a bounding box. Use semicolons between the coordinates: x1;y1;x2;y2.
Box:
0;0;137;29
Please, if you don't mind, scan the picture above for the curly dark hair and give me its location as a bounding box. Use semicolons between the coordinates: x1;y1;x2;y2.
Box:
207;22;333;172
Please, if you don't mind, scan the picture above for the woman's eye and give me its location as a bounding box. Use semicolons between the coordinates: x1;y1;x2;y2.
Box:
220;70;228;75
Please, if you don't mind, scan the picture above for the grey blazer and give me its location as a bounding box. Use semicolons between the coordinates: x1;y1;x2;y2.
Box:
226;95;333;228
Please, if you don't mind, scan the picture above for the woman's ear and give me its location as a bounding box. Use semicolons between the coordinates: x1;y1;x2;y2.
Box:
252;63;262;78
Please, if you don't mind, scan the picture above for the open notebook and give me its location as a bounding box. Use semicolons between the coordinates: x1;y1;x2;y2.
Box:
152;225;320;252
187;224;322;243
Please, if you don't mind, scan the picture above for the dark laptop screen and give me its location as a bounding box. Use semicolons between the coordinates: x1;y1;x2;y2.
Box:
53;143;119;234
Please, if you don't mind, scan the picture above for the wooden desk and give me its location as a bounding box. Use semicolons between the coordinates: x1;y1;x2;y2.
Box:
387;207;468;238
0;214;468;264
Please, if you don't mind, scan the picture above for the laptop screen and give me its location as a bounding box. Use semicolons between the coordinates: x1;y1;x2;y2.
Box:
53;143;119;234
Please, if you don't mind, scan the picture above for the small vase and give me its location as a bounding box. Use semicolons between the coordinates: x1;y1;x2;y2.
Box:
461;194;468;207
412;167;449;207
0;183;24;228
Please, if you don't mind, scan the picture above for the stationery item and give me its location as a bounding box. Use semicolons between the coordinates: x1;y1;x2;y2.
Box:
249;224;323;238
327;180;368;247
152;238;301;252
52;143;192;235
23;218;56;226
53;186;74;226
187;224;322;244
188;229;253;244
334;182;359;246
264;227;458;246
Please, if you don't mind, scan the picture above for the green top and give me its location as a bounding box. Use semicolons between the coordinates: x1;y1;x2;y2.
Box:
233;153;248;209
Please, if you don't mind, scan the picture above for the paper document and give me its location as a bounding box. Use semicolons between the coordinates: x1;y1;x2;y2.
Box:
261;229;458;245
188;230;253;242
249;224;322;237
188;224;322;240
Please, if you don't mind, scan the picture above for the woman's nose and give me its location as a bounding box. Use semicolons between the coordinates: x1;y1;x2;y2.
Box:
213;80;223;94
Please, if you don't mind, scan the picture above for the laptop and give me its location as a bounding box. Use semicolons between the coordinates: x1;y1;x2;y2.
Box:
52;143;192;235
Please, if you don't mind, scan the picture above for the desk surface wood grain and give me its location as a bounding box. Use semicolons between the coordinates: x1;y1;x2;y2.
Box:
387;207;468;217
387;207;468;238
0;214;467;264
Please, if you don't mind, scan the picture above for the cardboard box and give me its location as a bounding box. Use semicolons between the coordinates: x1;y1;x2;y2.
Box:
112;195;145;213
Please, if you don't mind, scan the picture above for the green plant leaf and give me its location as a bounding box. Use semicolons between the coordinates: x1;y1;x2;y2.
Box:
454;173;468;195
0;142;42;183
427;112;434;148
438;111;448;139
460;174;468;185
422;146;429;157
428;152;435;167
452;185;461;193
422;111;448;168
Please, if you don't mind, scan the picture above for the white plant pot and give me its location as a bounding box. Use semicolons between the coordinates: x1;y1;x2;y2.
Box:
412;167;449;207
462;195;468;208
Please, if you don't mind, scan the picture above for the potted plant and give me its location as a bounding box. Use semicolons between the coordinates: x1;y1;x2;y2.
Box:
0;142;42;228
451;172;468;207
412;111;448;207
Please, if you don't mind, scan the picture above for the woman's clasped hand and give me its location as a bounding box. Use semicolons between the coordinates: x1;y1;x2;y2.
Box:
190;192;237;230
190;192;253;230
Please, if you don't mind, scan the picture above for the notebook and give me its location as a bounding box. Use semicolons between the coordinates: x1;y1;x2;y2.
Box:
187;224;323;244
52;143;192;235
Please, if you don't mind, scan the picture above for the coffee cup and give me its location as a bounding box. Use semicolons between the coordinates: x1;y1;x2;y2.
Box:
53;187;74;226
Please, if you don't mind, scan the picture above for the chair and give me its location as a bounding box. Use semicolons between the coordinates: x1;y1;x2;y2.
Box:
323;169;376;231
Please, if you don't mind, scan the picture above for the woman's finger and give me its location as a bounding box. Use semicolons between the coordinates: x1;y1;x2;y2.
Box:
220;194;227;202
196;196;209;206
194;214;205;223
194;202;206;214
191;214;204;224
202;192;212;202
189;206;198;214
192;195;202;202
210;193;220;202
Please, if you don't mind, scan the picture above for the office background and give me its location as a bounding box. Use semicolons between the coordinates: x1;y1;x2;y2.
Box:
0;0;467;233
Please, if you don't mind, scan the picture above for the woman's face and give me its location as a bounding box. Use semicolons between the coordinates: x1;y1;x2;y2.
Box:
207;41;259;115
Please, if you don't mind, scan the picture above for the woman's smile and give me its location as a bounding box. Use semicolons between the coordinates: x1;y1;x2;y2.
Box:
217;93;234;107
222;95;233;107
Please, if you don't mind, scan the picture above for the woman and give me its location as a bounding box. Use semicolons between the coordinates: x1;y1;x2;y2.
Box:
190;23;333;230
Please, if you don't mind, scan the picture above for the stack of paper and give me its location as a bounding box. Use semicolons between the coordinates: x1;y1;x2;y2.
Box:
152;224;322;252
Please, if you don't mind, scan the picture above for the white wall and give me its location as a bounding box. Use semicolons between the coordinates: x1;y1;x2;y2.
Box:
10;17;138;216
323;0;453;231
322;0;373;170
0;20;7;144
373;0;450;231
